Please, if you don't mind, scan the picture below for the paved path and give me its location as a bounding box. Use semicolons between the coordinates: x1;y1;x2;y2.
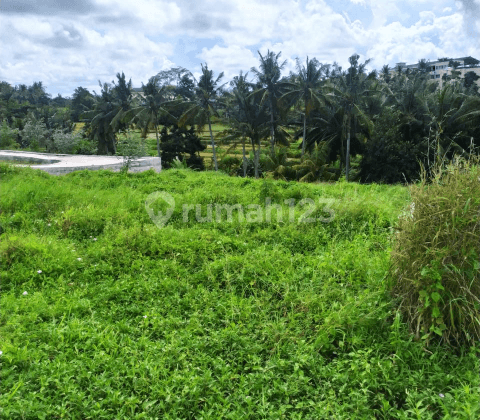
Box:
0;150;162;175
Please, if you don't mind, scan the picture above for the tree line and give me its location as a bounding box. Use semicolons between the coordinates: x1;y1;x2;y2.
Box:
1;52;479;183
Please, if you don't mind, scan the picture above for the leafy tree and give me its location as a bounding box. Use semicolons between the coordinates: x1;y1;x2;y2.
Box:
448;60;462;80
463;71;480;93
176;74;195;100
0;120;19;148
0;82;15;122
14;84;30;103
160;125;205;169
155;67;191;88
292;142;331;182
27;81;51;105
387;71;432;144
250;50;288;155
178;63;226;171
52;129;82;154
417;58;430;74
223;71;252;177
51;94;69;108
71;87;95;122
20;116;49;150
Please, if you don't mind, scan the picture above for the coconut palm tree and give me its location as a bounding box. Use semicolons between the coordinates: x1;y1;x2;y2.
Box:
222;73;270;178
380;64;392;84
109;72;134;134
85;72;134;154
129;78;178;158
86;82;117;154
178;63;226;171
250;50;288;155
327;54;374;181
280;57;326;157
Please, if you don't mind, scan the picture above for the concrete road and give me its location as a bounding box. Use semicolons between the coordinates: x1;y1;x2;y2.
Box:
0;150;162;175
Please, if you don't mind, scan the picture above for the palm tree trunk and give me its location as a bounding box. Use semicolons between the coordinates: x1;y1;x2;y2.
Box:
252;139;258;179
339;115;346;171
256;137;262;179
242;136;247;177
345;112;351;182
208;117;218;171
269;98;275;155
155;121;161;159
302;110;307;157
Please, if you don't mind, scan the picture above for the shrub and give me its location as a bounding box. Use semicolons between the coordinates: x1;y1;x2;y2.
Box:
73;138;98;155
116;130;147;172
389;157;480;345
52;129;82;154
236;157;261;178
20;117;49;150
218;155;241;176
160;125;205;169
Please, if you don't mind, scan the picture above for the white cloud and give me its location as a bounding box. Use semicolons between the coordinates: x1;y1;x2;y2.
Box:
0;0;477;96
364;10;479;70
197;45;258;79
0;13;174;95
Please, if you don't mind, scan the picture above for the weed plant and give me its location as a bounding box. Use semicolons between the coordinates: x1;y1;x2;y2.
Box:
0;163;479;419
390;157;480;345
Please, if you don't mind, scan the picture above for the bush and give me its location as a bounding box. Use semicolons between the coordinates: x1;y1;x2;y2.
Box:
73;138;98;155
218;155;241;176
116;130;147;172
160;125;205;169
20;117;49;150
236;157;261;178
52;129;82;154
389;157;480;345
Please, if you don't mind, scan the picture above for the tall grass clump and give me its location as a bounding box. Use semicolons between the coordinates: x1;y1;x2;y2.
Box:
390;157;480;345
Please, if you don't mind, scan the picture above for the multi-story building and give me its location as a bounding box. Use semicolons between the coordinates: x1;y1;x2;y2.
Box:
390;56;480;88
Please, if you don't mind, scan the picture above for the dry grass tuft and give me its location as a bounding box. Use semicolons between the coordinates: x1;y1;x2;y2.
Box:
390;156;480;346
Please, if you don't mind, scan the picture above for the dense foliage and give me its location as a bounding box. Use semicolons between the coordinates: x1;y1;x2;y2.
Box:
159;125;205;170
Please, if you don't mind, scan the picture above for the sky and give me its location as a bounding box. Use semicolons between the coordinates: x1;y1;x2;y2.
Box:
1;0;479;98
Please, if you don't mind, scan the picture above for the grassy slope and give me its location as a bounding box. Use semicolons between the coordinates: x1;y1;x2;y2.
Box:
0;164;478;419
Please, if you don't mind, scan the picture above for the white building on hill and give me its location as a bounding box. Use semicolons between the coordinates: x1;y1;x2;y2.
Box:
390;56;480;88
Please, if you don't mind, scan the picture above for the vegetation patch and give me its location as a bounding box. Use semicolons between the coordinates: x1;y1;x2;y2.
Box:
390;158;480;345
1;165;479;419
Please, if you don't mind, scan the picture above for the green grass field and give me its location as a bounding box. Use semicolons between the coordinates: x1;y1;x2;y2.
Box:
1;164;479;419
142;122;297;166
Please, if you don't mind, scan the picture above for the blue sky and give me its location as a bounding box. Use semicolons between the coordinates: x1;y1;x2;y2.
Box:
1;0;479;97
